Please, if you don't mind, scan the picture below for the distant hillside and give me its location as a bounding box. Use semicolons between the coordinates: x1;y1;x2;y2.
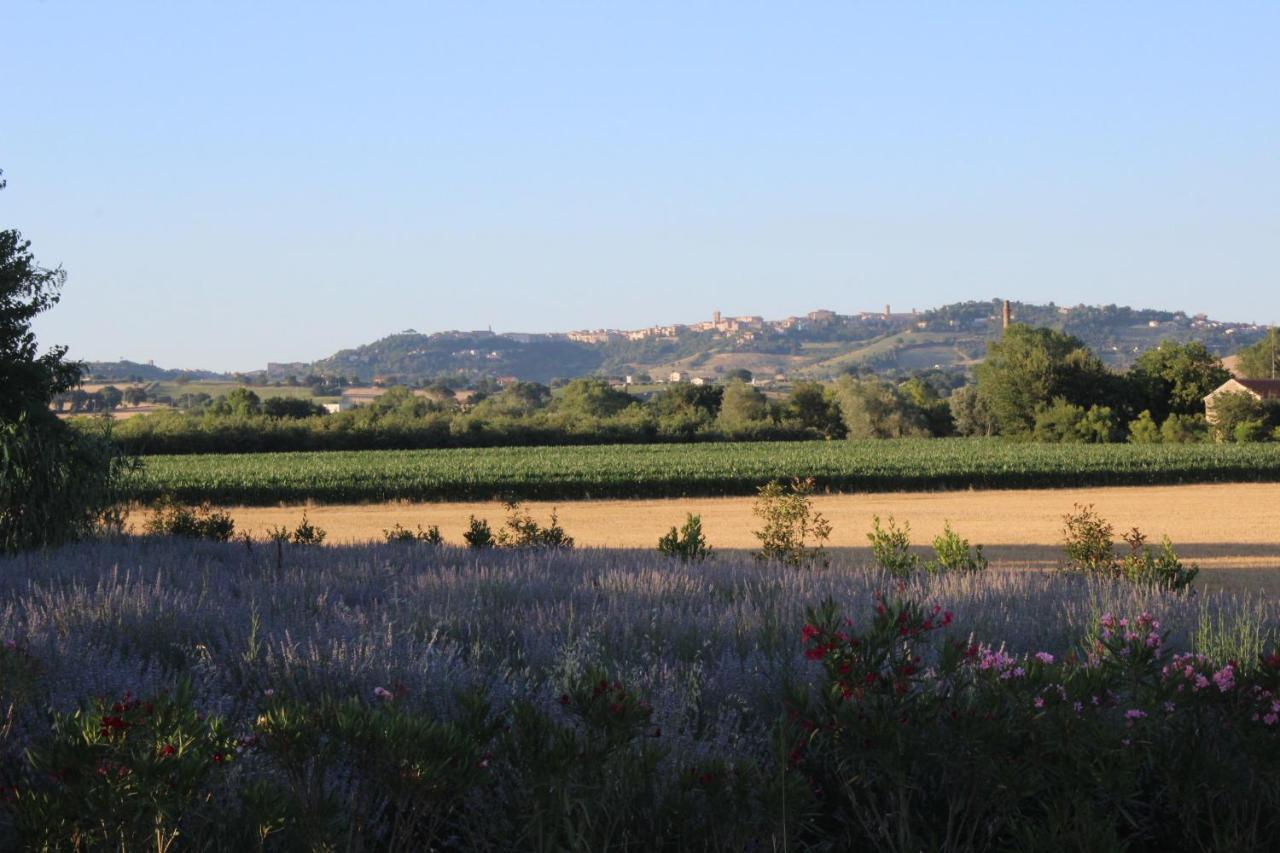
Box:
299;300;1269;384
87;300;1271;385
306;330;603;384
82;360;229;383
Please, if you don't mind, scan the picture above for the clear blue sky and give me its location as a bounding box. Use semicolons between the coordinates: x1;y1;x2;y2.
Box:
4;2;1277;371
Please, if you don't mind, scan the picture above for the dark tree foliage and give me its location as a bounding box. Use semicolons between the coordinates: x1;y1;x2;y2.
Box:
975;325;1118;437
1236;328;1280;381
0;169;120;552
0;173;79;422
1130;340;1230;422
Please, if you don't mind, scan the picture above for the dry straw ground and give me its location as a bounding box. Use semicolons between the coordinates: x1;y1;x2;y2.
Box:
159;483;1280;595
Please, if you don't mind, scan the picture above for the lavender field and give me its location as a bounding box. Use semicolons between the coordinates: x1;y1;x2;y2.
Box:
3;540;1279;849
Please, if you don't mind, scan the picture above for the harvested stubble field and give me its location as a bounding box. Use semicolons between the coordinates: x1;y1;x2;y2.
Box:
208;483;1280;594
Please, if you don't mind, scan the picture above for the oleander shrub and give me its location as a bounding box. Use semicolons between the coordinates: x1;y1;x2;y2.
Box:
7;679;238;850
792;595;1280;851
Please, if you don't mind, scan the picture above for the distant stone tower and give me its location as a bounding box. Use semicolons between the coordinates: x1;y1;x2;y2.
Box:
1002;300;1012;330
884;304;891;320
712;310;721;325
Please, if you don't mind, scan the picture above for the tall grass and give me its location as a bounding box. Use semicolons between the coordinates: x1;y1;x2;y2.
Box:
1;541;1277;848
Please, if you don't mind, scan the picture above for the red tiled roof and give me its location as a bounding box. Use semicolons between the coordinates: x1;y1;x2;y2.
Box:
1235;378;1280;398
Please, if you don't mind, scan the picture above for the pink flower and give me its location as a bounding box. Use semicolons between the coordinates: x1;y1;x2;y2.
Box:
1264;713;1278;726
1212;666;1235;693
1124;709;1147;721
1034;652;1054;665
373;686;393;701
1033;697;1045;709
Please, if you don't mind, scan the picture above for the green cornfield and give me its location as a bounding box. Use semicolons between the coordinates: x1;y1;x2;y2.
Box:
129;438;1280;506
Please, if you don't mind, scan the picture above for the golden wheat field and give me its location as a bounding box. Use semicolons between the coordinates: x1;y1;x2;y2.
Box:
150;483;1280;595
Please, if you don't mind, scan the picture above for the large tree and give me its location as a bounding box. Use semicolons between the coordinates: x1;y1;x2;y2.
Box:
1236;328;1280;380
0;171;80;421
974;325;1115;437
1;169;117;551
1130;340;1230;422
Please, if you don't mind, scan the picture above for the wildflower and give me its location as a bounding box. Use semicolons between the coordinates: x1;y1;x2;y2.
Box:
1033;697;1045;709
801;624;820;641
263;688;274;698
1034;652;1054;665
559;694;571;706
1212;666;1235;693
1124;709;1147;721
159;744;176;757
373;686;394;701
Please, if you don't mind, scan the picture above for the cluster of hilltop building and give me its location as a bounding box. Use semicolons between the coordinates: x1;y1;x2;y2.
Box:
566;306;926;345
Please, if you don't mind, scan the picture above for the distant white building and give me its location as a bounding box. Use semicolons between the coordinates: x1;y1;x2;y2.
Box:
669;371;686;383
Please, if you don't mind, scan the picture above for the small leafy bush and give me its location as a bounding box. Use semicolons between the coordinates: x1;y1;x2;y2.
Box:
1061;503;1115;573
266;512;327;545
1062;505;1198;594
928;521;987;574
495;502;574;549
144;496;235;541
752;478;831;567
463;515;494;550
1118;528;1200;593
866;515;918;575
383;522;444;545
658;513;710;562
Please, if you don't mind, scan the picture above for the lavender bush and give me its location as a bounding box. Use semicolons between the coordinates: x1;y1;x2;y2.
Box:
0;539;1277;849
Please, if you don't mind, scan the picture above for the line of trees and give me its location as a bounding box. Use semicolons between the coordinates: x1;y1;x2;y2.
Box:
91;323;1277;456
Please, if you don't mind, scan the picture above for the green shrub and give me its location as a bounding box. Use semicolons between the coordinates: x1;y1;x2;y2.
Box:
288;511;327;545
752;478;831;567
927;521;987;574
866;515;918;575
495;502;574;549
1061;503;1114;573
658;513;711;562
463;516;494;550
1062;505;1197;594
383;522;444;545
1128;410;1161;443
1118;528;1199;593
144;496;235;541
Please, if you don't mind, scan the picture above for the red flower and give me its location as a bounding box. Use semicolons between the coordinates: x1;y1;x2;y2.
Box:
211;753;224;764
801;624;820;641
159;744;176;757
559;694;571;706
